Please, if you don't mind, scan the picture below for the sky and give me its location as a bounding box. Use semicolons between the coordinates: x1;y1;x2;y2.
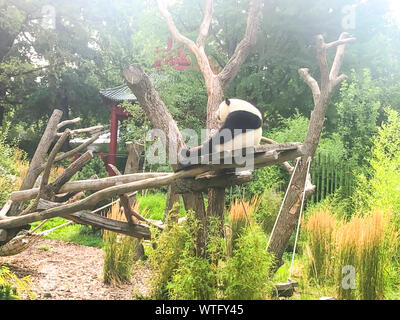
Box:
388;0;400;25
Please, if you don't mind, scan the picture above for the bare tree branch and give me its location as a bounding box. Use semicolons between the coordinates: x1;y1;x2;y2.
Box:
218;0;262;90
267;33;354;270
329;32;356;84
316;35;330;92
56;125;105;137
20;130;71;215
157;0;214;82
196;0;213;48
57;117;81;130
298;68;321;105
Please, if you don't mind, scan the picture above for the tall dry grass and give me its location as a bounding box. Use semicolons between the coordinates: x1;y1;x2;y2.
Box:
103;201;141;285
227;197;259;255
228;197;259;237
304;208;397;300
304;209;337;283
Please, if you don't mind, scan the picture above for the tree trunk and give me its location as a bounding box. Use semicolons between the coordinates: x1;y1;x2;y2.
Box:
267;33;355;271
205;78;225;239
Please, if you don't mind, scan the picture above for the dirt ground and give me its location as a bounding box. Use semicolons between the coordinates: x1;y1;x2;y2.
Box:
0;238;151;300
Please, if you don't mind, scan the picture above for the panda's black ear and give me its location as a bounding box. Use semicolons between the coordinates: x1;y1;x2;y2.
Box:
225;98;231;106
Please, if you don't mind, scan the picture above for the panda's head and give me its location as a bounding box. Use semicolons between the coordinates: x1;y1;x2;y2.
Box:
216;98;262;125
216;98;231;124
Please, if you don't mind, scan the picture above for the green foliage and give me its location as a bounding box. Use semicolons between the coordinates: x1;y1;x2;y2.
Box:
0;126;23;206
220;226;274;300
103;231;139;285
73;155;108;181
248;113;345;197
0;266;34;300
335;69;381;167
148;209;273;300
167;217;221;300
253;188;283;234
353;108;400;215
147;210;196;299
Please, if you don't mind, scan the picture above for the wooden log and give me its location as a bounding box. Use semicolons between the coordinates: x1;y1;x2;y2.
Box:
11;109;63;208
176;142;303;171
11;172;171;202
1;109;63;245
164;186;180;221
0;229;7;242
56;125;105;137
47;150;93;197
38;133;100;172
0;200;12;217
67;210;151;240
36;199;150;239
125;142;144;174
108;164;139;225
171;172;252;194
0;143;305;231
57;117;81;129
0;172;182;230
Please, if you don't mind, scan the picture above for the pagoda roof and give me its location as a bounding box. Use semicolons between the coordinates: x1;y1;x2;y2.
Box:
99;84;137;103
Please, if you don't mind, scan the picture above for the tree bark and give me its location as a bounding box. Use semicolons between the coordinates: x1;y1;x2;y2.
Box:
157;0;263;252
1;109;63;245
267;33;355;271
123;64;207;234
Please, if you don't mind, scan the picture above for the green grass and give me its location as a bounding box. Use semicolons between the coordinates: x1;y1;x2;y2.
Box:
30;217;103;248
27;193;183;249
137;192;186;220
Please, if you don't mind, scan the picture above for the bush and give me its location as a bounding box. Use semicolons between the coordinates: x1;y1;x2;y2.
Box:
148;209;274;300
304;209;337;283
253;188;283;234
0;266;34;300
73;155;108;181
103;202;139;284
220;226;274;300
353;108;400;216
0;130;28;207
147;210;197;299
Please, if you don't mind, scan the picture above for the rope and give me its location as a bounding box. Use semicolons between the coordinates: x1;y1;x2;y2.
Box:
266;157;301;250
288;156;312;281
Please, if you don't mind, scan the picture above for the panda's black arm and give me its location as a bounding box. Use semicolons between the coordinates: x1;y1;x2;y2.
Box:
219;110;262;131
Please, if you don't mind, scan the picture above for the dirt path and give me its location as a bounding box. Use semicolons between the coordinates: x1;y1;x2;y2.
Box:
0;238;151;300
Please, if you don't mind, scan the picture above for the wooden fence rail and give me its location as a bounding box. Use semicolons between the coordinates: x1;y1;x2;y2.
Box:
310;153;354;203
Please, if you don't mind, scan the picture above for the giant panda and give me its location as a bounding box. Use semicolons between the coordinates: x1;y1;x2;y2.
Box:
181;98;263;162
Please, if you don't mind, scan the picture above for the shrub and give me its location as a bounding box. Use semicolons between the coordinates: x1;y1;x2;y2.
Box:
147;210;198;299
73;155;108;181
220;226;274;300
353;108;400;216
334;210;393;300
148;208;274;300
335;69;381;167
0;134;28;207
253;188;283;234
103;202;139;285
0;266;34;300
227;197;258;241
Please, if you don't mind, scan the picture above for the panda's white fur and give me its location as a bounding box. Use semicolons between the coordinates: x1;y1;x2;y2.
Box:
212;98;263;153
181;98;263;160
